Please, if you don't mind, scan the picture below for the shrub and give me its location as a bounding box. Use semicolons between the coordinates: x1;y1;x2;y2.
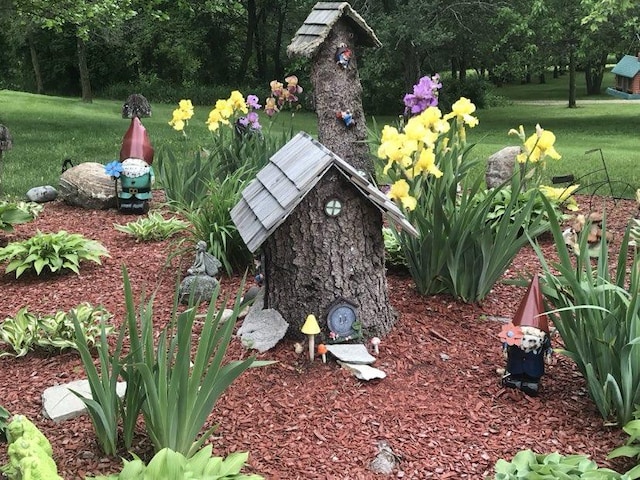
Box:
114;211;188;242
0;230;109;277
531;198;640;425
0;303;113;357
88;446;263;479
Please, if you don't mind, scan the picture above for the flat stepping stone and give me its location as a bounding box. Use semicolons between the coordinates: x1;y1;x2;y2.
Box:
337;361;386;381
42;379;126;422
326;343;375;364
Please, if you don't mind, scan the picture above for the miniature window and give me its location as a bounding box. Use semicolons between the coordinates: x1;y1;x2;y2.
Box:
324;198;342;217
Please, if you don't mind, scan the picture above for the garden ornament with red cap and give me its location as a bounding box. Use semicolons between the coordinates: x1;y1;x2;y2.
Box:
499;275;552;396
117;117;155;214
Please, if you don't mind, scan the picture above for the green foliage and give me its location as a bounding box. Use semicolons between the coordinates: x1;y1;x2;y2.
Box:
0;405;9;442
531;198;640;425
71;308;126;456
88;446;263;479
382;226;407;269
1;415;62;480
492;449;625;479
608;408;640;479
0;200;40;232
379;112;549;302
74;267;274;457
0;230;109;277
122;268;273;457
0;303;113;357
114;211;188;242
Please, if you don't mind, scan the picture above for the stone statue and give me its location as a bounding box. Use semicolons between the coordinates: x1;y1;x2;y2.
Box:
179;241;222;305
187;241;222;277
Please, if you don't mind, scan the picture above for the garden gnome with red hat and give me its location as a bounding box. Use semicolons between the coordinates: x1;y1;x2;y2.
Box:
498;275;552;396
117;117;154;213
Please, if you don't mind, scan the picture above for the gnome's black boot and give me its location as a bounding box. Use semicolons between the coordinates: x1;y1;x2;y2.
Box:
501;374;522;390
521;379;540;397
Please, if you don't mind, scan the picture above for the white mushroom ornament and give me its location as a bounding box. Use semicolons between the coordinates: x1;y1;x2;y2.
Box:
301;314;321;361
371;337;381;355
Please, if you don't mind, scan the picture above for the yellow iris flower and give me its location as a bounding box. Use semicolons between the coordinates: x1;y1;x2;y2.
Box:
389;179;417;211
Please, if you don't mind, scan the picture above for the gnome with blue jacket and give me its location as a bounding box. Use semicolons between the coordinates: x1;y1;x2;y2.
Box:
499;276;552;396
117;116;154;214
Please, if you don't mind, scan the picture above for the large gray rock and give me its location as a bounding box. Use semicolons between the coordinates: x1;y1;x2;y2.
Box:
58;162;117;209
42;379;126;422
486;146;520;189
26;185;58;203
237;308;289;352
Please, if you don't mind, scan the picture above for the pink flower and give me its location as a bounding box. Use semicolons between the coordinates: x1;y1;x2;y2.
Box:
499;322;523;346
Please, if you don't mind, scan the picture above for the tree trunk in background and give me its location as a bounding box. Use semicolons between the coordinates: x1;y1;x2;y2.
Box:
77;36;92;103
266;18;395;338
28;34;43;94
239;0;257;75
568;47;576;108
273;1;286;79
585;52;607;95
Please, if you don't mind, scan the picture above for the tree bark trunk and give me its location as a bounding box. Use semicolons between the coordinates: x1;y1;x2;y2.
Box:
77;36;92;103
28;34;43;94
266;18;395;339
568;47;576;108
584;52;607;95
239;0;257;76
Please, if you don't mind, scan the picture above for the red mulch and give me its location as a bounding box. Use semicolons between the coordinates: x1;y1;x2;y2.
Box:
0;193;638;479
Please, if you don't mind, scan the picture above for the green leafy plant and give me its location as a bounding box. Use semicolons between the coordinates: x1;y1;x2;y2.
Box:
0;405;10;442
531;197;640;426
1;415;63;480
0;230;109;277
607;408;640;479
114;211;188;242
0;303;113;357
88;446;263;479
382;226;407;269
0;200;37;232
71;310;126;456
492;449;624;479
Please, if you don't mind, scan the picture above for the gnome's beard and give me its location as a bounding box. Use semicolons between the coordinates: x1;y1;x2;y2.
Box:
519;326;546;353
121;158;150;177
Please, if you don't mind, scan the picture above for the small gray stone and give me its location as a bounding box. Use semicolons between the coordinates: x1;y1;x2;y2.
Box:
237;308;289;352
26;185;58;203
179;274;219;304
326;344;376;364
337;361;386;380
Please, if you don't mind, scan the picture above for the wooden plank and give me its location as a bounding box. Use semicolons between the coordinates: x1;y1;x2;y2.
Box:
296;24;328;35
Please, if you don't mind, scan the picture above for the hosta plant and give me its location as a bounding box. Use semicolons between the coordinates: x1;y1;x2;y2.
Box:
114;211;188;242
0;303;112;357
0;230;109;277
89;446;263;479
607;408;640;479
0;200;39;232
492;449;624;479
0;405;9;442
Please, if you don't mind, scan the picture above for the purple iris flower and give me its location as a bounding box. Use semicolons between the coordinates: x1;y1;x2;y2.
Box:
247;94;261;110
247;111;261;129
403;74;442;115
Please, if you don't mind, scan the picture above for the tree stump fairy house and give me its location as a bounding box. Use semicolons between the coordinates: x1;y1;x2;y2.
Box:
230;132;417;340
231;3;418;341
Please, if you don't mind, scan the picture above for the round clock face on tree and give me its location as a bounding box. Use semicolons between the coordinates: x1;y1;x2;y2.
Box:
327;303;357;337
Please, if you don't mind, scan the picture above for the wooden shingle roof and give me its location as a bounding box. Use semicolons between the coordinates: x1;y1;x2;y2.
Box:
287;2;382;58
611;55;640;78
230;132;418;253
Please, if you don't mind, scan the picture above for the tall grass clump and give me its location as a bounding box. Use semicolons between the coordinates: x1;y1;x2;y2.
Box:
531;196;640;426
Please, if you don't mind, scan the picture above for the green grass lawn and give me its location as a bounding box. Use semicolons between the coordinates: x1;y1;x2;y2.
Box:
1;68;639;200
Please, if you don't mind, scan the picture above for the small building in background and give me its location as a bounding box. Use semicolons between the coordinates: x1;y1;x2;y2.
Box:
606;54;640;99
